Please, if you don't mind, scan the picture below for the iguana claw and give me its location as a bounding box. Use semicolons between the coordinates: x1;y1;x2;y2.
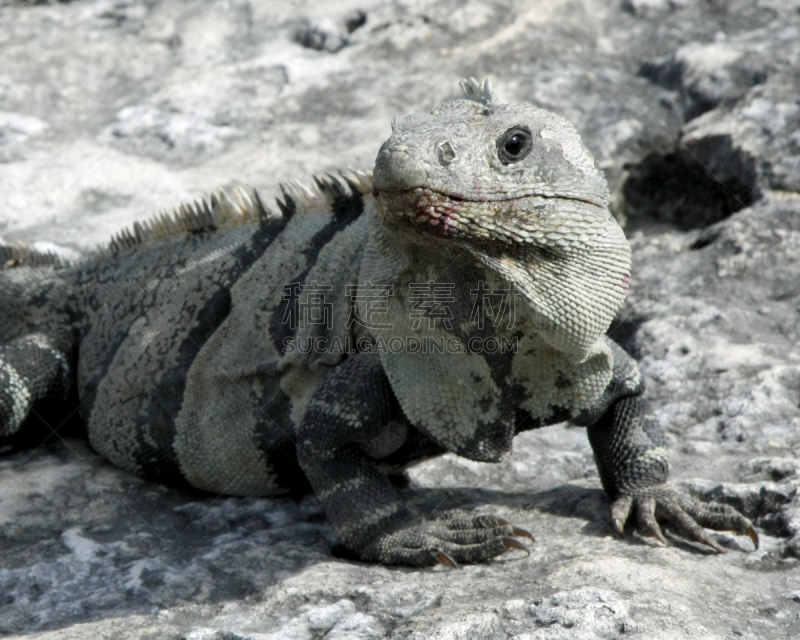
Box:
611;495;633;535
494;519;534;540
368;512;535;566
645;522;669;547
744;527;759;550
512;526;534;540
613;487;758;553
502;537;531;556
436;551;459;568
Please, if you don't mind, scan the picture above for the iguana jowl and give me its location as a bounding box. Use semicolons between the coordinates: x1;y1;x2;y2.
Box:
0;79;757;566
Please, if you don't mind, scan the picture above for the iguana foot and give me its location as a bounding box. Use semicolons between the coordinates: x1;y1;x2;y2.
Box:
611;486;758;552
368;513;534;567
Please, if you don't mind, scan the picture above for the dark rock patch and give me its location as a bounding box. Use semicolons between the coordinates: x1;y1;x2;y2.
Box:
624;134;759;230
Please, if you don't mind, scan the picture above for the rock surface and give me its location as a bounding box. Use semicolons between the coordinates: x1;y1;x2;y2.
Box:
1;0;799;638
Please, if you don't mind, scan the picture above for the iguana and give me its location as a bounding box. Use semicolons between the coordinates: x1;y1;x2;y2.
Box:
0;78;757;566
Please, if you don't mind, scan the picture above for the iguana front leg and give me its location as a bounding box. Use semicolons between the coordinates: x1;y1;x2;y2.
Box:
584;340;758;552
296;352;532;567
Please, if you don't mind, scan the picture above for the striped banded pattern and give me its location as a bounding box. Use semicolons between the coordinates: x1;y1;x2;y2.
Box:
74;171;371;494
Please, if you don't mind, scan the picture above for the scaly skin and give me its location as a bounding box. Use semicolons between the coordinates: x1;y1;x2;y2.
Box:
301;78;756;564
0;79;757;566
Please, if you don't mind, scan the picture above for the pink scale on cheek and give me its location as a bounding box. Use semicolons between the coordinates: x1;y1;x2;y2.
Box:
407;188;466;236
622;273;630;291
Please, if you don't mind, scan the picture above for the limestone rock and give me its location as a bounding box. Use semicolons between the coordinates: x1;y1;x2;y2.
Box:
1;0;799;638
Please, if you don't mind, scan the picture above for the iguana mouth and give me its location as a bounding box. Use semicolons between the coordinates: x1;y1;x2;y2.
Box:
375;187;605;241
374;184;604;207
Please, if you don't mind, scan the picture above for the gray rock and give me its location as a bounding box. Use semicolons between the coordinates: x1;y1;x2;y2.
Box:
624;23;800;229
294;10;367;53
1;0;799;638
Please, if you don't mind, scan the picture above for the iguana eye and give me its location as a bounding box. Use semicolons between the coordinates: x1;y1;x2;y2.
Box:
497;126;532;164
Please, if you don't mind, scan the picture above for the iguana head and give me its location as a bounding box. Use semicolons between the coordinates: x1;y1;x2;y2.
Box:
371;78;610;249
369;78;631;357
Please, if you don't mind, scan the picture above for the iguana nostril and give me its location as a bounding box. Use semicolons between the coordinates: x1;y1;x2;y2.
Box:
373;147;427;190
437;139;456;164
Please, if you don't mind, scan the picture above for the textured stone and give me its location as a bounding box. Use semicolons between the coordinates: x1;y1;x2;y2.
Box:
1;0;799;638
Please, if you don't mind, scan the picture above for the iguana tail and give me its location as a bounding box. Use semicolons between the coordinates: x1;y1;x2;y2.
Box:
0;244;79;450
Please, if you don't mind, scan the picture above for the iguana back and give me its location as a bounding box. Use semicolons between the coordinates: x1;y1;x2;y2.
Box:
0;174;372;496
